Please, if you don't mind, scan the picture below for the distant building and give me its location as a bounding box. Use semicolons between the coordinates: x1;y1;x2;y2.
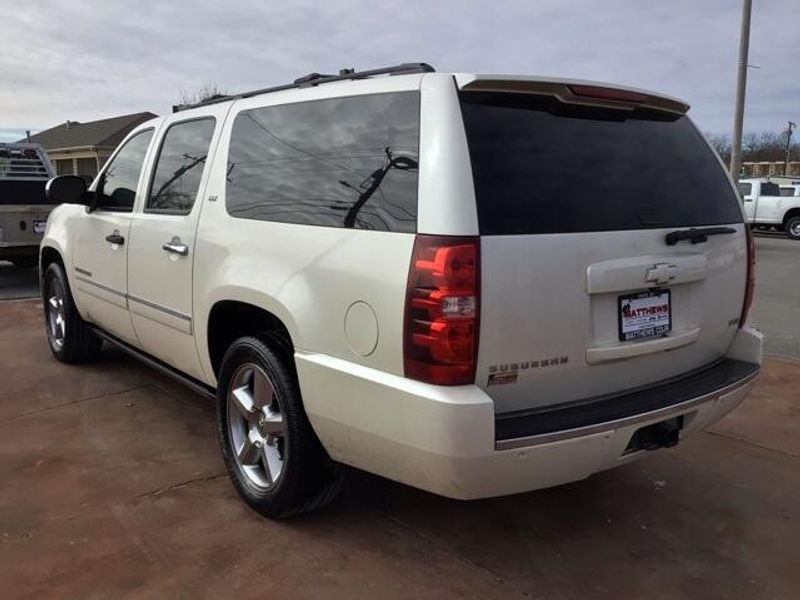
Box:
20;112;157;179
742;161;800;178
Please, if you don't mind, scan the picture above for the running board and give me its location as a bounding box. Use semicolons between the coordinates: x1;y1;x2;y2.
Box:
89;326;217;401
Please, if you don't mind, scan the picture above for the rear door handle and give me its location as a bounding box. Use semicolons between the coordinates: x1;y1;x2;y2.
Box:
162;237;189;256
105;230;125;246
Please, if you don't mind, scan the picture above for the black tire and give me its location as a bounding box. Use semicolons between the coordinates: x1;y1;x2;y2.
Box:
216;335;343;519
42;262;103;363
11;256;38;269
786;216;800;241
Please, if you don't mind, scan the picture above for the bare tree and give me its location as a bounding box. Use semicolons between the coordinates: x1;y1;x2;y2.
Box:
705;132;732;163
176;84;227;108
742;131;760;155
757;131;783;160
731;129;800;164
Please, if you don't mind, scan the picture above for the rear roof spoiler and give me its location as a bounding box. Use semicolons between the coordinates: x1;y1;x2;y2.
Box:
455;74;690;115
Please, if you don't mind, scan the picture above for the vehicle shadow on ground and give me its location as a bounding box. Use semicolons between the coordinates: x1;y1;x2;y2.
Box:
0;261;39;299
260;444;791;599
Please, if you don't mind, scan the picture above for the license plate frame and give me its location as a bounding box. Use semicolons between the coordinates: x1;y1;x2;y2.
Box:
618;289;672;342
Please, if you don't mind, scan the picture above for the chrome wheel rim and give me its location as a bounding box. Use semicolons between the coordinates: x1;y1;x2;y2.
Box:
47;282;66;349
227;363;286;490
791;222;800;237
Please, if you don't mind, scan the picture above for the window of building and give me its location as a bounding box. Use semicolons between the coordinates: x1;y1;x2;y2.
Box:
76;157;98;179
56;159;73;175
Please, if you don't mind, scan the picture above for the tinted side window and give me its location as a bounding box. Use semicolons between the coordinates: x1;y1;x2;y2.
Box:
97;129;154;211
737;183;752;196
460;92;743;235
779;187;795;197
760;182;781;197
147;118;216;213
226;92;419;232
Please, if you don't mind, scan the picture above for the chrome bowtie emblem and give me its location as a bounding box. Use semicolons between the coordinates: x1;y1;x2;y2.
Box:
645;263;677;285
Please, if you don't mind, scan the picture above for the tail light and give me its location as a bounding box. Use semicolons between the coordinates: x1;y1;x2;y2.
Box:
740;225;756;327
404;235;480;385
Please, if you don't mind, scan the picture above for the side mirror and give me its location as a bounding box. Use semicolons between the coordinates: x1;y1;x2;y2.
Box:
45;175;92;206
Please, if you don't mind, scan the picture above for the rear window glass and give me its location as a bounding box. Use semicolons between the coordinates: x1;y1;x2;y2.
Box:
226;92;419;232
460;92;743;235
738;183;752;196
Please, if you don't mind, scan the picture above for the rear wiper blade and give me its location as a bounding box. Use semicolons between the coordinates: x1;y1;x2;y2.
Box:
664;226;737;246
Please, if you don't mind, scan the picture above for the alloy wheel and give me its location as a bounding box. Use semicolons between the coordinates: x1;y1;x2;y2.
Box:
47;281;66;349
227;363;286;490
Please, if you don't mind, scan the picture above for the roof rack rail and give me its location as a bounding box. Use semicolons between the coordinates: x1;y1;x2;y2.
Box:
173;62;435;112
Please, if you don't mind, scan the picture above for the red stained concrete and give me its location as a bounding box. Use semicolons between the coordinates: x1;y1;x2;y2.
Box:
1;299;798;599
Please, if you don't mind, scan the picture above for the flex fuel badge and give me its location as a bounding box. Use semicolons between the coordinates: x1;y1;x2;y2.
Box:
488;371;518;386
487;356;570;386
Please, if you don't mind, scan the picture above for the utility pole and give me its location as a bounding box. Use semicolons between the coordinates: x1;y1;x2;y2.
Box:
730;0;753;179
785;121;796;175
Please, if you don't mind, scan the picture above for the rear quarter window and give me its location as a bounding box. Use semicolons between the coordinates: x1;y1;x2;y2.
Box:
460;92;743;235
225;91;420;233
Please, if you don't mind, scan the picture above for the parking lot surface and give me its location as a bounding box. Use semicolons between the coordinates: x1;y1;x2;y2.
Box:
750;235;800;359
0;300;799;599
2;235;799;599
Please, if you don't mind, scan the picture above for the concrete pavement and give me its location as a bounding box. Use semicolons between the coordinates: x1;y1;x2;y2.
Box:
0;299;798;599
750;235;800;359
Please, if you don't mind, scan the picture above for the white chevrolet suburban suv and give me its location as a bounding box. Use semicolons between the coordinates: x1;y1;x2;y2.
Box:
40;63;763;518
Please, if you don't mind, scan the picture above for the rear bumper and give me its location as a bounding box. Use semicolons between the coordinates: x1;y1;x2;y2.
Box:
495;358;758;449
297;326;763;500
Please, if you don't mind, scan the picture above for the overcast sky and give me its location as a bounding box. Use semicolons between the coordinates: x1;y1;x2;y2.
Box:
1;0;797;143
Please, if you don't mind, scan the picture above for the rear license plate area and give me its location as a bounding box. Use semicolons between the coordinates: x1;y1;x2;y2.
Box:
618;289;671;342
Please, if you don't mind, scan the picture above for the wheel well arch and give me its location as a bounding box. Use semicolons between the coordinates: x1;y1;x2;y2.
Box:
206;300;294;378
40;245;64;272
783;208;800;228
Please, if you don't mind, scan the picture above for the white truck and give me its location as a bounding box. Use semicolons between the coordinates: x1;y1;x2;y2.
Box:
0;142;57;267
738;178;800;240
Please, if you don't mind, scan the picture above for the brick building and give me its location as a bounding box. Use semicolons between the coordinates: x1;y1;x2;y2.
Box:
741;161;800;178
